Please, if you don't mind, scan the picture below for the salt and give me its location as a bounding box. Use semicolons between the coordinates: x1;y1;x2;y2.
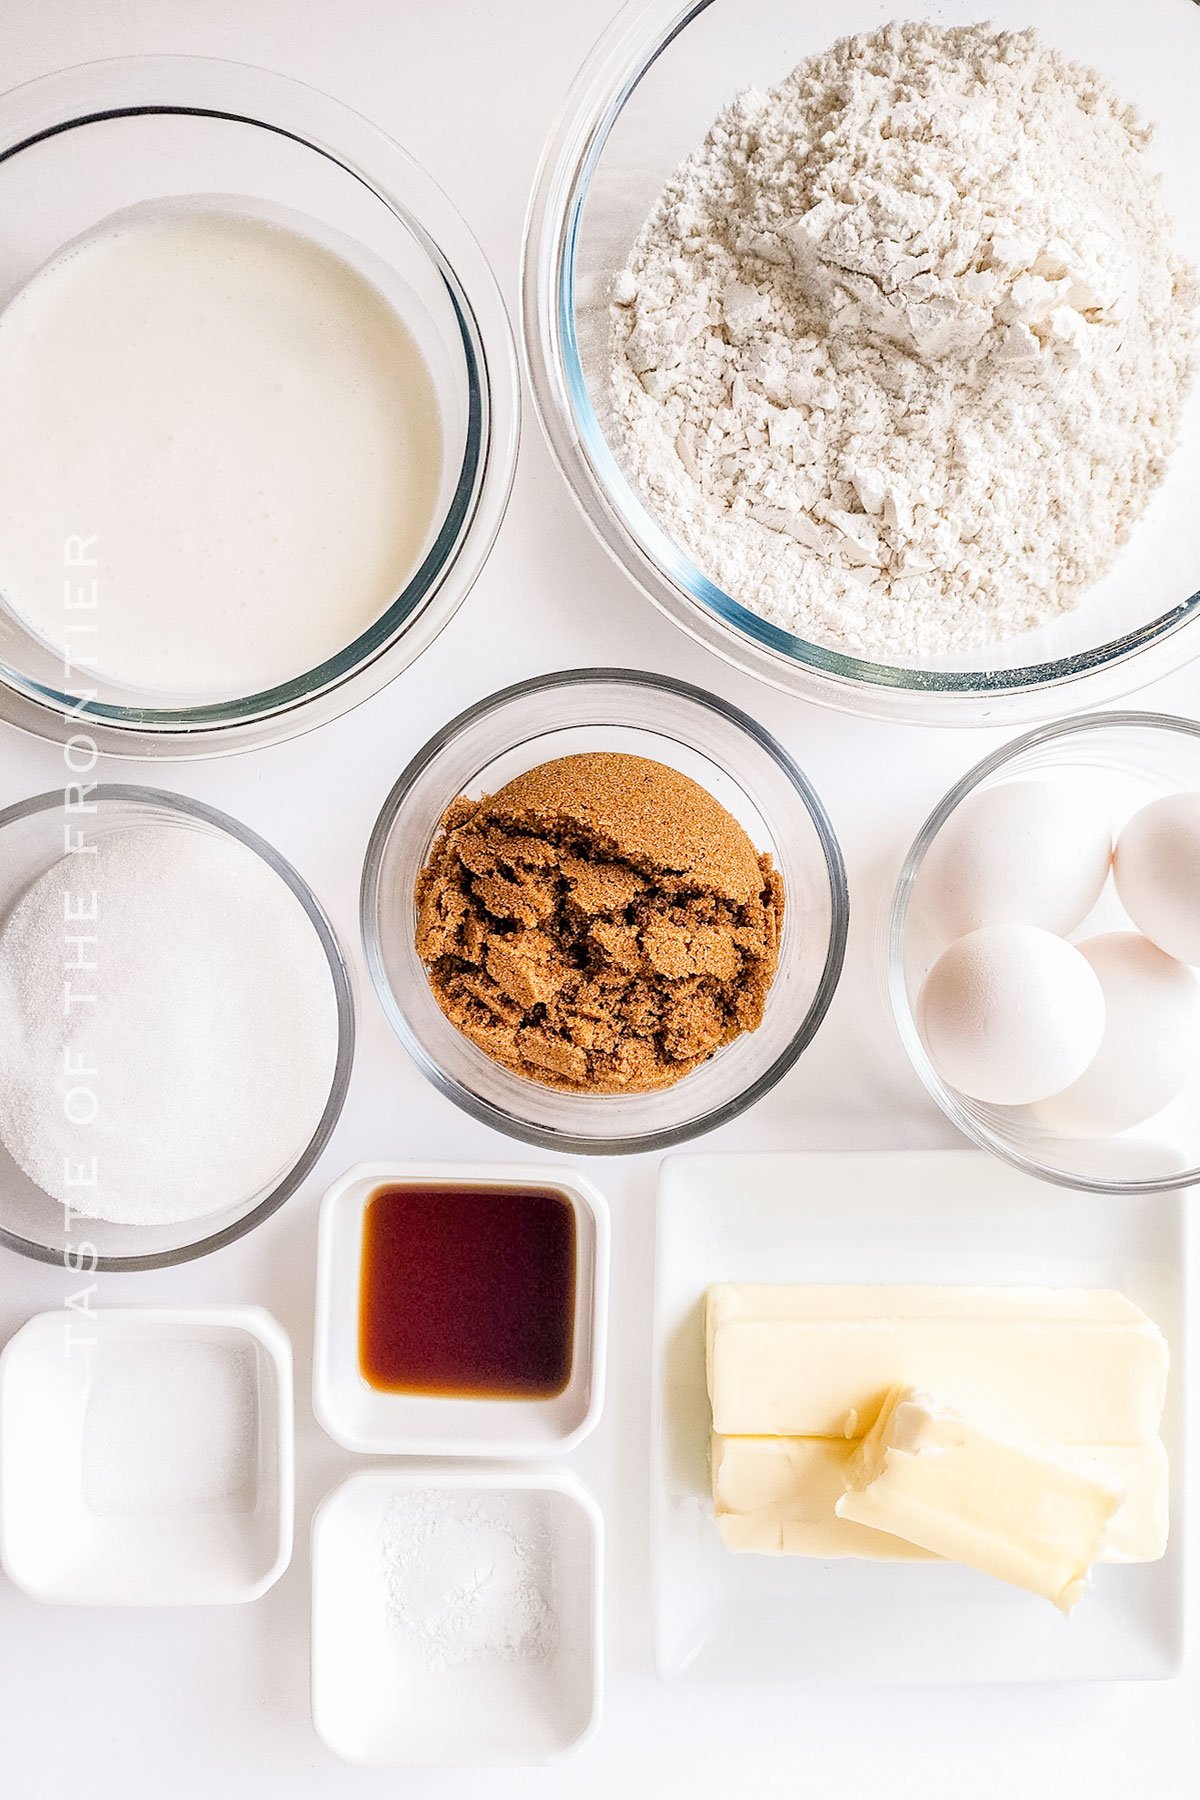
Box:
81;1339;258;1516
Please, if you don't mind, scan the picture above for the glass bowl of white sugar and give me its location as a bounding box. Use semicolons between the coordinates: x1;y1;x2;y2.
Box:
0;786;354;1269
524;0;1200;724
0;57;518;758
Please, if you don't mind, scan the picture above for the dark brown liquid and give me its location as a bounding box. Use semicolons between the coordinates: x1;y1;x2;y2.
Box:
358;1184;576;1399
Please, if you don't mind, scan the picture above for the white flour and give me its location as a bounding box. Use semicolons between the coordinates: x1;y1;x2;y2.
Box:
380;1490;558;1673
611;22;1197;660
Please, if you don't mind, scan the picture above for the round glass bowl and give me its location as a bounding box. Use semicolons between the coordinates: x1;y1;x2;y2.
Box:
887;712;1200;1194
523;0;1200;725
0;787;354;1269
0;57;518;758
361;668;848;1153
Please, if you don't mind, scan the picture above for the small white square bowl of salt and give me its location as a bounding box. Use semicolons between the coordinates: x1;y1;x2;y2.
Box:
311;1466;602;1765
0;1305;293;1604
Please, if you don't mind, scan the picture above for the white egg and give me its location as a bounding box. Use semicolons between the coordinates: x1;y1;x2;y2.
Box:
918;924;1106;1107
1034;933;1200;1137
1113;791;1200;965
913;778;1112;945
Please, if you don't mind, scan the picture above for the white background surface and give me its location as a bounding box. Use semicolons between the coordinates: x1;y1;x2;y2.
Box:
0;1;1196;1794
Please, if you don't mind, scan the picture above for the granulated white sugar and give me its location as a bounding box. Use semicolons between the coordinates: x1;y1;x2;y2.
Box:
611;22;1197;660
0;824;340;1227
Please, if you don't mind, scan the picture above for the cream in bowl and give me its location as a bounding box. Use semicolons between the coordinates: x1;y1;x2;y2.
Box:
0;201;443;699
0;56;519;755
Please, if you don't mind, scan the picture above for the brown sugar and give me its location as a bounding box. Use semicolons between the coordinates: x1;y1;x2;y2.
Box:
414;752;785;1094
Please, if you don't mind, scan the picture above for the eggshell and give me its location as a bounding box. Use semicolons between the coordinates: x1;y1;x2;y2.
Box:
913;778;1112;944
1113;791;1200;965
918;924;1106;1107
1034;933;1200;1137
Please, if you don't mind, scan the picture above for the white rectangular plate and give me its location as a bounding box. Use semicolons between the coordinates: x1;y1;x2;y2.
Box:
652;1151;1186;1684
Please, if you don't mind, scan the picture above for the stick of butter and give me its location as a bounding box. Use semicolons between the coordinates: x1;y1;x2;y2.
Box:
705;1285;1168;1442
835;1388;1123;1611
711;1433;1168;1563
711;1434;935;1559
1073;1441;1170;1562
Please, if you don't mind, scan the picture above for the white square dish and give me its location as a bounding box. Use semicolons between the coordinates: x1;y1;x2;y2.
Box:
310;1465;603;1766
313;1161;609;1456
0;1305;293;1605
653;1151;1186;1684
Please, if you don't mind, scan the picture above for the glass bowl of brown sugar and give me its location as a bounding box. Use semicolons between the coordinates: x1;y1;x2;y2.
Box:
360;667;848;1155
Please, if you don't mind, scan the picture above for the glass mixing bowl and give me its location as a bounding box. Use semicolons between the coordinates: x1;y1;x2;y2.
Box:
0;787;355;1270
361;668;848;1154
0;57;518;758
523;0;1200;724
886;712;1200;1194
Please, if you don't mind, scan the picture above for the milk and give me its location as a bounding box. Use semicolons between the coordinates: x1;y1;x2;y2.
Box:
0;205;444;698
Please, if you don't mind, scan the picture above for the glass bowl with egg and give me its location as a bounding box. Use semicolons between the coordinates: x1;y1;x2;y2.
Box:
886;713;1200;1194
0;57;518;757
361;668;848;1154
0;786;355;1269
523;0;1200;724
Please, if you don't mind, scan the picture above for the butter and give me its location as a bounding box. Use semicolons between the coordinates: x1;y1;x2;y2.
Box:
836;1388;1122;1611
1073;1440;1169;1562
715;1512;918;1557
705;1285;1168;1442
711;1434;933;1559
711;1433;1168;1563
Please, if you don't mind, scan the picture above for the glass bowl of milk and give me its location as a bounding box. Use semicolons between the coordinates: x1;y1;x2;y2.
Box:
0;57;519;757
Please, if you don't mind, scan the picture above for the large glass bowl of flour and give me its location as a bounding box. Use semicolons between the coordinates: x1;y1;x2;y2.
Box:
0;58;518;758
523;0;1200;724
0;787;355;1270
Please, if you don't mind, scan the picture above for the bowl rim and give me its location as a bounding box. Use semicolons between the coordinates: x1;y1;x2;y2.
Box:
885;708;1200;1194
0;53;520;758
520;0;1200;725
360;665;849;1155
0;783;356;1270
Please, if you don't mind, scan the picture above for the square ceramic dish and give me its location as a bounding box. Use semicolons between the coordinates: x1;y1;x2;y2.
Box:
310;1465;603;1766
313;1161;608;1456
652;1151;1186;1684
0;1305;294;1604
